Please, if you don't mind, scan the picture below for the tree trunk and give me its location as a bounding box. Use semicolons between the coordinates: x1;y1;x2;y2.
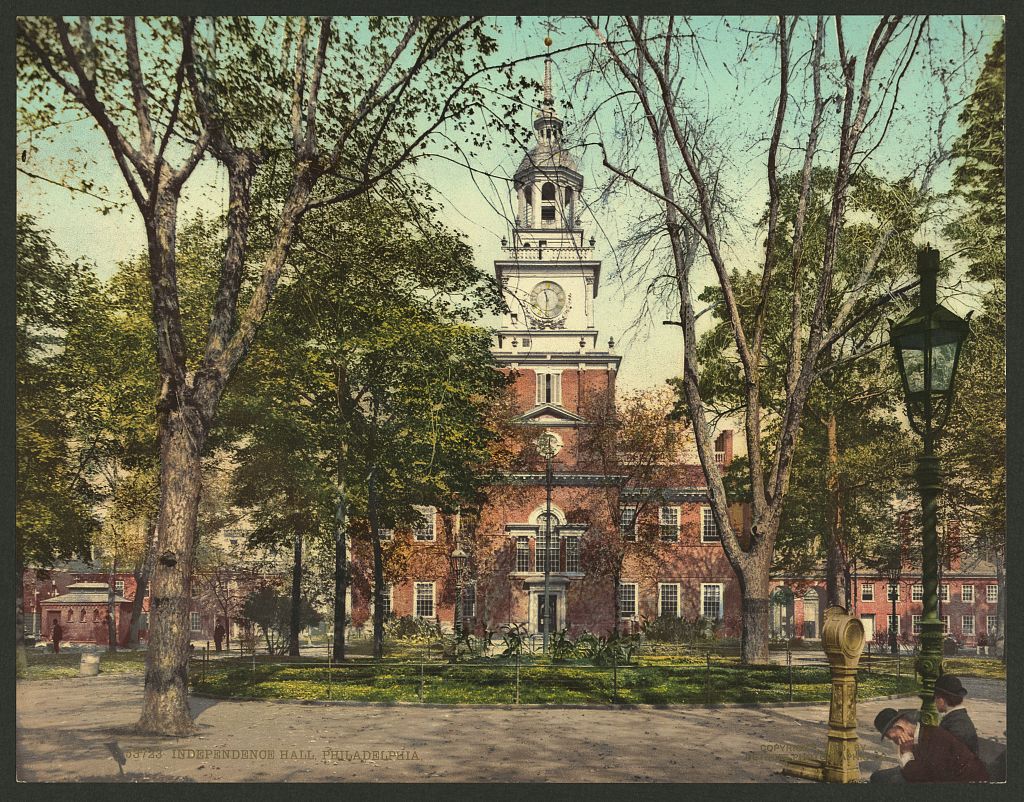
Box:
107;556;119;652
288;529;303;657
611;560;621;637
824;413;847;608
333;444;348;663
16;559;27;677
127;518;158;648
995;551;1005;660
135;406;207;736
369;469;385;661
739;564;771;664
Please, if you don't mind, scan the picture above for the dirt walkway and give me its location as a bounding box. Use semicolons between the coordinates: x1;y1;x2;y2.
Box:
16;674;1006;783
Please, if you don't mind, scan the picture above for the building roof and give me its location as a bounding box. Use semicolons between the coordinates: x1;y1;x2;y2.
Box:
41;582;129;605
515;142;579;177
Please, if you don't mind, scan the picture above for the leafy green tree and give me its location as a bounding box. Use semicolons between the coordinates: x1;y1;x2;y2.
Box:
585;15;968;662
941;30;1005;655
18;15;514;733
241;586;322;655
15;215;99;670
686;168;923;608
224;191;507;660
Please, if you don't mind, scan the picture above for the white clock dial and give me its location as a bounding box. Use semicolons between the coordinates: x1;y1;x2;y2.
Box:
529;281;566;318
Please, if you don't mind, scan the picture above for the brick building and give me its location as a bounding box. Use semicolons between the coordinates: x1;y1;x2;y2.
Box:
348;55;749;638
22;559;224;646
768;553;1001;648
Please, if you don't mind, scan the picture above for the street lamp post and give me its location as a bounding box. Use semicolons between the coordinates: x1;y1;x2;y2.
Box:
451;546;468;639
889;247;971;726
537;432;558;655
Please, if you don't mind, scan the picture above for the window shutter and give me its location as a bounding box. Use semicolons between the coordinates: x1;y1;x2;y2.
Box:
536;372;545;404
552;373;561;404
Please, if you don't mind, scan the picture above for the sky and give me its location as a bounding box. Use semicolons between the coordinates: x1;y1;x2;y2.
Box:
16;15;1003;394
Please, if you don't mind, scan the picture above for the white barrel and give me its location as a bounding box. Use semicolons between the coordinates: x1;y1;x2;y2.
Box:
79;654;100;676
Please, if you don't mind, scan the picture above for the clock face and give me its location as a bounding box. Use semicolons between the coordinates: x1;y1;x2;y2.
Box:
530;281;566;318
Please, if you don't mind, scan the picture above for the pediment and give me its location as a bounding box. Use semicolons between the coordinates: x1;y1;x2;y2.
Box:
514;403;587;425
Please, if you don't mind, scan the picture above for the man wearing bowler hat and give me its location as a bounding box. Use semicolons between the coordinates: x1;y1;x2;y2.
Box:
934;674;978;756
869;707;988;783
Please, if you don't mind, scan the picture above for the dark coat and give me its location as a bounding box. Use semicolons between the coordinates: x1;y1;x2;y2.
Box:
52;623;63;642
941;708;979;756
901;724;989;783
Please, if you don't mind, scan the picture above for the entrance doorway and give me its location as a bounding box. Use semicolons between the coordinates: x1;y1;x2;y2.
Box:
861;614;875;643
537;593;558;634
803;589;820;638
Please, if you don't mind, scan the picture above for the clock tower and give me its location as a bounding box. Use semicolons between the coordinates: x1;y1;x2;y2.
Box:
493;52;620;458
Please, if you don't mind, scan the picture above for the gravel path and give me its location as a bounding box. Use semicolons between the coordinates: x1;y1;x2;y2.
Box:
16;674;1006;783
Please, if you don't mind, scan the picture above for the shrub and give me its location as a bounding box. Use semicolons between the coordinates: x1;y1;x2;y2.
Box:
641;614;712;644
384;615;439;642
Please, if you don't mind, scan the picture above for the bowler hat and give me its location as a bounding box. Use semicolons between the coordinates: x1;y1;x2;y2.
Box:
874;707;919;741
934;674;967;697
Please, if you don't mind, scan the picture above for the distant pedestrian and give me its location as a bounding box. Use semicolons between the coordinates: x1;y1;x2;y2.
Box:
52;621;63;654
214;622;225;652
934;674;979;756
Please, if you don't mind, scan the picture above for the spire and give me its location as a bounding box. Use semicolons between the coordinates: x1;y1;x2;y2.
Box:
542;46;553;110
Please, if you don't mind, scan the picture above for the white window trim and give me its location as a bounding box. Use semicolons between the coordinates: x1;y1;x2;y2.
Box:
939;584;950;603
564;535;581;573
987;585;999;603
190;611;202;633
940;615;950;635
888;583;901;602
961;585;974;603
379;528;394;542
911;584;924;601
700;506;720;542
912;614;922;634
414;582;436;618
618;582;638;619
515;536;531;572
620;506;637;540
887;614;901;634
413;507;436;541
535;369;563;406
987;615;997;633
962;615;975;635
659;506;680;542
861;583;875;602
658;583;681;617
462;582;476;619
701;583;725;621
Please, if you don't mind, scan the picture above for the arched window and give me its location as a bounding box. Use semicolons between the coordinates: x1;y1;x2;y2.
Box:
93;608;100;623
541;183;557;223
523;186;533;226
79;608;86;622
67;608;73;622
565;187;575;224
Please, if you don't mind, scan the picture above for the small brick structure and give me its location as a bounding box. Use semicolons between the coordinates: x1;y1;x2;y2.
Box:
39;582;132;646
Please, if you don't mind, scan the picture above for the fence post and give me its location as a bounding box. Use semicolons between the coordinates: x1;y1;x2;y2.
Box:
515;650;521;705
327;636;332;701
419;659;425;702
203;645;208;683
787;648;793;702
612;652;619;703
705;650;711;704
897;652;901;691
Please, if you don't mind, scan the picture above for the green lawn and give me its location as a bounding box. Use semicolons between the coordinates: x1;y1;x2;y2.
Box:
20;649;148;681
190;658;918;705
941;657;1006;680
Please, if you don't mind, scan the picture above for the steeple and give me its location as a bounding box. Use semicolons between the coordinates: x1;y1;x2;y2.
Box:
534;38;563;145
